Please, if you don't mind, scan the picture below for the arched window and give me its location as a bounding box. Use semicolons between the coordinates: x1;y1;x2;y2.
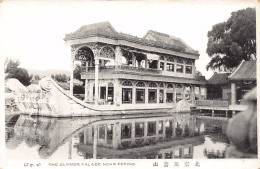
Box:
159;55;165;60
167;84;173;88
136;82;145;87
176;84;183;102
108;82;114;87
186;59;193;65
100;46;115;58
176;57;184;63
166;84;174;103
122;80;133;86
167;57;175;62
75;47;94;66
122;81;133;104
149;82;158;88
136;82;145;103
159;83;165;88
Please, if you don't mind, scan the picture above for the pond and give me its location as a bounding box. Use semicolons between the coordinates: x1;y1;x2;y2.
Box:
5;112;229;159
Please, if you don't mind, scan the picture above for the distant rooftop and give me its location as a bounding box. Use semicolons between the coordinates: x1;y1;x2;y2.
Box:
64;21;199;55
229;60;256;81
207;73;231;85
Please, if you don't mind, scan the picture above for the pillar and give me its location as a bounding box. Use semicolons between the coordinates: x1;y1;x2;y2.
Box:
70;58;75;95
145;59;149;68
191;85;195;104
112;124;118;149
145;88;149;104
133;86;136;104
231;82;237;105
114;79;121;106
68;137;72;159
84;79;88;102
144;121;148;137
115;46;122;67
198;86;202;100
164;89;167;104
84;129;87;144
173;85;177;104
93;125;98;159
182;85;186;101
132;53;136;67
164;60;167;71
131;122;135;140
204;87;207;100
94;57;99;105
157;89;160;104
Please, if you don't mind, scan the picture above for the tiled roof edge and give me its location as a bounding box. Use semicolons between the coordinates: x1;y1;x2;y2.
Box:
228;60;244;79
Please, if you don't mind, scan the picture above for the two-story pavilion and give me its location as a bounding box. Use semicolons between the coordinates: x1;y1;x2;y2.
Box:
64;22;206;111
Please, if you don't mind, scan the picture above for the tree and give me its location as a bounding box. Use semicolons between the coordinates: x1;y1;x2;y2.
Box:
5;58;32;86
206;8;256;72
73;64;85;85
54;73;68;82
73;64;82;80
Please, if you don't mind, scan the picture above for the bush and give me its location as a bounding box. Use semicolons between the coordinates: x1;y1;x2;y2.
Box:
73;85;84;94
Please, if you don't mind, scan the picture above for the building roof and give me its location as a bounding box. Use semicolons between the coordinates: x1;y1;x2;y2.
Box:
143;30;197;54
207;73;231;85
64;21;199;56
229;60;256;81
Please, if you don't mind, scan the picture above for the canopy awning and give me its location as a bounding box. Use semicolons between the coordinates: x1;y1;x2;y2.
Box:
146;53;160;60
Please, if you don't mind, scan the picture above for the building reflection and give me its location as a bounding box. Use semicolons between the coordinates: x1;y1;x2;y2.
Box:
6;113;207;159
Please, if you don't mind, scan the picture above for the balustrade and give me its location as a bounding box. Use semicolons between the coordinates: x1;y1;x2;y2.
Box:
82;65;162;75
196;100;229;108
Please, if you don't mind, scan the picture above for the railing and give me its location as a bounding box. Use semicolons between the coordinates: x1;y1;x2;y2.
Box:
82;65;162;75
195;100;229;107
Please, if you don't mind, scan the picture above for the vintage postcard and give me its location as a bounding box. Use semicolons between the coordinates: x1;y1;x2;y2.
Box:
0;0;259;169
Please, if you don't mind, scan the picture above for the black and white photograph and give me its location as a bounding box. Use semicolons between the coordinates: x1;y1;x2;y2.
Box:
0;0;258;168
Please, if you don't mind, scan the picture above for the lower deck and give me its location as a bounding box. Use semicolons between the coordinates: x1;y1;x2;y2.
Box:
84;78;206;110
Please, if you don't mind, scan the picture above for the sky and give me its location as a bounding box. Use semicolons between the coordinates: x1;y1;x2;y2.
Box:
0;0;257;79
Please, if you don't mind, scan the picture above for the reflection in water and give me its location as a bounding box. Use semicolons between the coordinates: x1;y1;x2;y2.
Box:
5;113;228;159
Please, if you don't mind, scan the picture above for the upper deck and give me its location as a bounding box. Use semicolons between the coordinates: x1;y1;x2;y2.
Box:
81;65;206;85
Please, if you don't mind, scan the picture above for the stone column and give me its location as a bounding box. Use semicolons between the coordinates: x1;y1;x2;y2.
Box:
93;125;98;159
164;89;167;104
131;122;135;141
198;86;202;100
94;57;99;105
70;58;75;95
115;46;122;66
68;137;72;159
191;85;195;103
231;82;237;105
112;124;117;149
145;57;149;69
157;60;160;70
133;85;136;104
144;121;148;137
132;53;136;67
164;60;167;71
84;79;88;102
156;89;160;104
173;84;177;104
182;85;186;101
204;87;207;100
84;129;87;144
114;79;121;106
145;88;149;104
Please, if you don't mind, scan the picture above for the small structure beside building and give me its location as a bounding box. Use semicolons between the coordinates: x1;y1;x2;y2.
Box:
196;60;257;116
